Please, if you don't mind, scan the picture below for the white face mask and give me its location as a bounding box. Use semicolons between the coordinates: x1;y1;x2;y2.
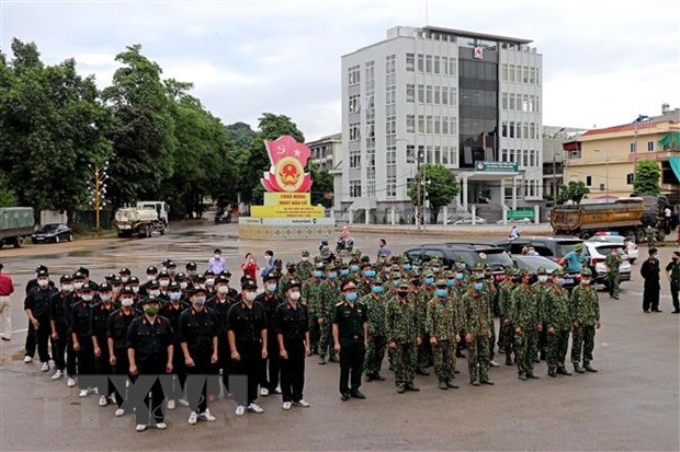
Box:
290;291;301;301
180;282;188;290
121;277;129;283
245;292;257;302
205;278;215;286
555;278;565;287
100;294;112;302
214;254;221;260
61;284;73;292
131;286;139;294
581;279;591;285
121;299;134;307
538;275;548;283
38;279;49;288
74;282;84;290
159;279;170;288
150;290;160;297
217;286;229;294
81;294;93;302
302;257;308;262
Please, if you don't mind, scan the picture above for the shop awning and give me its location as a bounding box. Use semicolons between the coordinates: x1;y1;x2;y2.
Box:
659;132;680;149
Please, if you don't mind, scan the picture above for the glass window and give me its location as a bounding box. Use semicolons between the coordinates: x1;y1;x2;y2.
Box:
418;54;424;72
406;145;415;163
529;67;535;84
502;63;508;81
626;173;635;185
426;116;433;133
451;117;457;135
647;141;654;151
349;180;361;198
442;87;448;105
406;115;415;133
418;115;425;133
434;86;440;104
348;66;360;85
509;93;515;110
450;87;457;105
426;85;433;104
434;116;441;134
426;146;433;164
516;66;522;82
502;121;508;137
523;67;529;83
442;57;449;75
509;121;515;138
449;59;456;77
406;53;415;72
586;176;592;187
442;117;449;134
530;123;535;139
425;55;432;73
517;122;522;139
523;123;528;139
434;56;440;74
435;146;441;164
509;64;515;82
418;84;425;103
406;84;415;103
502;93;508;110
442;147;449;164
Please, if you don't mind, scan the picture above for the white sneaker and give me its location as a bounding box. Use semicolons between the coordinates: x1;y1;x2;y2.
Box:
109;395;117;404
247;403;264;414
490;360;500;368
167;399;175;410
177;398;189;407
235;405;246;417
51;370;63;380
92;387;99;395
114;408;125;417
293;399;310;407
67;377;76;387
135;424;147;432
282;401;292;410
78;389;89;398
274;386;282;394
98;395;108;407
187;412;198;425
260;387;269;396
24;356;33;363
155;422;167;430
41;362;49;372
199;409;216;421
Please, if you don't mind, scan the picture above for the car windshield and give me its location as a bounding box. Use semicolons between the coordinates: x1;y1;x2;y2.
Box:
478;249;513;269
596;245;627;256
38;224;60;233
556;240;584;256
514;256;562;272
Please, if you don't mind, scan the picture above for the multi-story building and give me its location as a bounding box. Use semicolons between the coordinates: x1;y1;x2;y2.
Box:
563;104;680;201
542;126;587;200
307;133;342;172
340;25;543;223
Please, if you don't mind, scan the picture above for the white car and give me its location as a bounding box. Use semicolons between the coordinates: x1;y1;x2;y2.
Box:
582;242;632;286
586;235;638;264
437;213;487;225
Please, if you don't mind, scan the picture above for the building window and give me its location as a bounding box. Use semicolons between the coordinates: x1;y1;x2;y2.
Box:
501;64;508;81
647;141;654;151
501;149;508;162
434;116;441;134
425;55;432;73
348;66;360;85
442;87;449;105
442;57;449;75
348;94;361;113
449;58;456;76
406;115;416;133
349;151;361;169
386;116;396;135
364;62;374;90
405;83;415;102
406;145;415;163
516;122;522;139
627;173;635;185
530;123;536;140
502;93;508;110
426;115;433;134
509;121;515;138
509;64;515;82
426;146;433;164
426;85;433;104
630;142;636;153
501;121;508;138
586;176;592;187
434;56;440;74
523;67;529;83
349;180;362;198
523;151;528;167
349;123;360;141
434;86;441;104
509;93;515;110
442;146;449;165
442;116;449;134
406;53;415;71
516;66;522;83
529;67;535;84
450;87;457;105
417;54;424;72
434;146;441;164
418;84;425;103
523;123;528;140
418;115;425;133
450;117;457;135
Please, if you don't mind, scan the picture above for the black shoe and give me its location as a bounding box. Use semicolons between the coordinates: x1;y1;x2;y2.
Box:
527;373;540;379
505;355;513;366
405;383;420;392
456;352;466;358
652;310;663;313
365;374;375;383
533;358;540;363
340;392;350;401
416;368;430;376
557;367;572;376
0;337;9;342
548;368;556;377
374;373;385;381
672;310;680;314
480;380;495;385
350;390;366;399
453;369;460;374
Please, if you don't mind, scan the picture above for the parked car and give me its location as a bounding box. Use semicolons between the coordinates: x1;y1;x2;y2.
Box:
582;242;632;287
511;255;580;290
31;223;74;244
404;243;513;283
214;210;232;224
495;236;584;263
586;232;638;263
436;213;487;225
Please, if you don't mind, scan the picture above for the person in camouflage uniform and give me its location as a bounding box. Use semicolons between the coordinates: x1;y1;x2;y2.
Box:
317;264;341;364
532;266;550;362
387;271;403;296
481;263;500;367
302;262;325;355
362;277;388;382
356;263;376;297
426;279;460;390
461;274;494;385
452;263;469;359
385;282;421;394
416;270;435;374
511;268;542;380
543;268;572;377
296;251;314;281
278;262;297;297
430;258;443;277
605;246;622;300
645;224;657;248
570;268;601;373
498;267;519;365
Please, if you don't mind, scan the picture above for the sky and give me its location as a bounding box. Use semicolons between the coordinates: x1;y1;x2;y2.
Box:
1;0;679;141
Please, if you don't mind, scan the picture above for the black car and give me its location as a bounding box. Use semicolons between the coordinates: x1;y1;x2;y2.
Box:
495;236;584;263
511;255;580;290
404;242;514;283
31;223;74;244
214;210;232;224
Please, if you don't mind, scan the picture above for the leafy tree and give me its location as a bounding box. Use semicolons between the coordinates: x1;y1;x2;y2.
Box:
0;173;17;207
408;164;459;223
226;122;257;149
309;162;333;208
557;181;590;205
633;160;661;195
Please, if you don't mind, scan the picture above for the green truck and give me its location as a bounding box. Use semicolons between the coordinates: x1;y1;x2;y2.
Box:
0;207;36;248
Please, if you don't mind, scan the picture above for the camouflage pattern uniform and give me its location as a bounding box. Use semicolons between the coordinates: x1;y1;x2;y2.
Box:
302;263;325;355
461;277;493;385
426;280;459;389
296;251;314;281
571;268;600;373
317;265;341;364
543;268;572;376
498;267;518;364
278;262;297;297
362;278;388;380
385;283;420;393
482;264;499;363
416;271;435;372
605;251;622;300
645;225;656;248
511;269;542;380
532;267;551;362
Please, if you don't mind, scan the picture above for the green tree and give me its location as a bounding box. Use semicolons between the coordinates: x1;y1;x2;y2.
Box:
226;122;256;149
408;164;460;223
309;162;333;208
0;173;17;207
633;160;661;195
557;181;590;205
102;44;175;208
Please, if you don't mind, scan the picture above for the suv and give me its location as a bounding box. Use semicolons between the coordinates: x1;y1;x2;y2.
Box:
495;236;584;263
583;242;632;287
404;243;514;283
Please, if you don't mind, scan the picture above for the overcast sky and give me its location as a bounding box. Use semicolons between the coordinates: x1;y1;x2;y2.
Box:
1;0;678;141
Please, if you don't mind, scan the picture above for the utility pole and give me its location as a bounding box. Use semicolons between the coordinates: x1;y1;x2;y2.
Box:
552;151;557;200
89;162;108;230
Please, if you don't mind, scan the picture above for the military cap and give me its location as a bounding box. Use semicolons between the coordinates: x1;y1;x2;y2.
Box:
471;273;485;281
138;296;161;306
341;280;357;291
72;271;85;280
399;256;409;264
326;264;336;271
263;272;278;282
194;273;206;282
128;276;140;284
161;258;172;267
215;275;230;285
519;268;532;277
59;274;72;283
147;281;160;290
105;274;116;281
284;279;301;292
155;270;170;280
166;260;177;268
77;267;90;276
398;282;410;290
580;268;593;276
119;267;132;275
168;281;181;291
301;250;310;257
274;258;282;266
286;261;296;268
173;272;186;281
435;278;447;287
551;268;564;276
98;282;113;292
111;275;123;285
119;288;135;296
473;262;485;271
80;282;94;291
146;266;158;274
189;286;208;297
360;256;371;264
36;265;49;272
315;262;326;270
185;261;197;270
371;276;385;285
241;278;257;290
455;256;466;263
536;266;547;275
340;262;349;269
430;258;442;265
443;270;455;279
423;270;434;277
334;257;343;266
204;270;216;277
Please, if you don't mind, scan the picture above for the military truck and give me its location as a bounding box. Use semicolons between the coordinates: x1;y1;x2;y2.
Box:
114;201;168;238
0;207;35;248
550;197;670;243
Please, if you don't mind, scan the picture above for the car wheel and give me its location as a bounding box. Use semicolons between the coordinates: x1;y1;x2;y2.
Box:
54;236;60;244
68;233;73;242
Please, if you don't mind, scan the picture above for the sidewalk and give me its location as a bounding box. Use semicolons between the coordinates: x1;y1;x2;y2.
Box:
338;223;553;236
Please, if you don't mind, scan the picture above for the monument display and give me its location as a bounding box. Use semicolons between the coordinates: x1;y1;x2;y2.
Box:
239;135;335;240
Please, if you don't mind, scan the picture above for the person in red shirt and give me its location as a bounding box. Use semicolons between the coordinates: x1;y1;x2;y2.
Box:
241;253;259;283
0;262;14;341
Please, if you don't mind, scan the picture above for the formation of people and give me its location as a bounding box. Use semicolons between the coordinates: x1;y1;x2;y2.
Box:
16;248;605;432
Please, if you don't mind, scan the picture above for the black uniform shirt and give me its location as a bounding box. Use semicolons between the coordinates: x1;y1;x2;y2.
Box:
179;308;217;356
207;296;233;337
333;301;367;339
226;300;267;345
107;308;140;350
24;287;57;319
126;315;173;368
274;302;308;346
641;258;661;283
91;301;116;340
50;291;72;329
70;300;94;338
254;292;283;329
159;301;189;342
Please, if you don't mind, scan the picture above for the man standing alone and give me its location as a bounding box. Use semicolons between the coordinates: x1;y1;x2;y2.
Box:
665;251;680;314
640;248;661;313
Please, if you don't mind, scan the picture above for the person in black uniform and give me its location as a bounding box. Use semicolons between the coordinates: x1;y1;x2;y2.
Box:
49;275;73;381
139;266;159;297
666;251;680;314
127;297;173;432
24;265;55;363
180;287;219;425
208;276;234;397
24;268;57;372
275;279;311;410
641;247;661;313
71;282;96;397
107;288;139;417
332;280;368;401
126;276;141;299
160;281;188;410
255;272;284;396
227;278;268;416
91;282;116;407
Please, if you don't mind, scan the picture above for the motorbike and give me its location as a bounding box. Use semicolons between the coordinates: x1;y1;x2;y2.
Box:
336;237;354;254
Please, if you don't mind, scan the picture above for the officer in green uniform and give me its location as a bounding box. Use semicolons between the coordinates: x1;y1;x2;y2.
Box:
278;262;297;298
543;268;572;377
332;281;368;401
301;263;324;355
511;268;542;381
385;282;421;394
426;279;460;390
416;270;435;374
497;267;519;365
317;264;340;364
533;266;550;362
570;268;601;373
362;277;387;382
461;274;494;386
605;247;622;300
296;251;313;281
356;263;376;297
645;225;657;248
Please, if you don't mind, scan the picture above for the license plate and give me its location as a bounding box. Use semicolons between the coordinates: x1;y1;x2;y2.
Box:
35;237;44;241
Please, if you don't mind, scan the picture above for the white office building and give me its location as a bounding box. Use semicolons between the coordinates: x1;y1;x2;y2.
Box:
339;25;543;224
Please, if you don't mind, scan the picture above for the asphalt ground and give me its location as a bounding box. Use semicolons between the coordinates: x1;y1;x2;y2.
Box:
0;222;678;451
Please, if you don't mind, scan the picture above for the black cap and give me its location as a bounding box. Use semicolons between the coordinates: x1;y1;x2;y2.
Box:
81;282;94;292
220;270;232;279
157;270;170;279
241;278;257;291
284;279;301;292
111;276;123;285
37;269;49;277
146;266;158;274
263;272;278;282
77;267;89;277
72;271;85;280
119;267;131;275
166;260;177;268
59;274;72;283
138;296;160;306
98;282;113;292
147;281;160;290
168;281;181;291
215;275;229;285
128;276;140;284
204;270;216;277
119;288;135;296
189;287;207;297
194;273;206;282
161;259;172;267
105;274;116;281
186;262;197;270
174;272;187;281
36;265;48;272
